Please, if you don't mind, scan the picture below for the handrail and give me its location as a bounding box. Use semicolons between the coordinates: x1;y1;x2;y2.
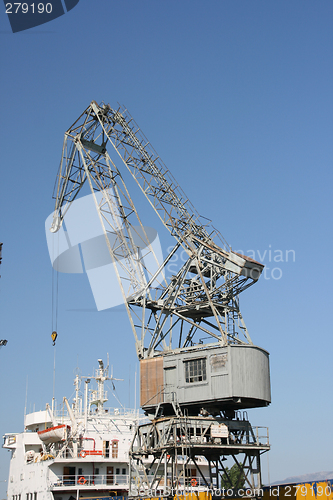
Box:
52;473;129;488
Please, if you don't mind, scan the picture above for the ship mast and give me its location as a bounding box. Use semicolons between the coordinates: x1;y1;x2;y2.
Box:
81;358;122;414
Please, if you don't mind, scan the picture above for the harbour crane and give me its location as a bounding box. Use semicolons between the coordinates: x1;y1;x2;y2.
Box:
51;101;271;499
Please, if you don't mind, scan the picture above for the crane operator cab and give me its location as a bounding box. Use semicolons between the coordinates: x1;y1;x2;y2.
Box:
140;343;270;417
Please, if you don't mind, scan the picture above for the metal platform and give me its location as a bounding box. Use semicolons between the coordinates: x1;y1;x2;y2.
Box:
129;414;270;499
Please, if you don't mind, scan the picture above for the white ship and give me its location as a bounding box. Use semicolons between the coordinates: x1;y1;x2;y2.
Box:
3;358;142;500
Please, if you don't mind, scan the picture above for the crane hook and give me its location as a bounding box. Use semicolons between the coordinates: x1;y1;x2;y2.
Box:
51;331;57;346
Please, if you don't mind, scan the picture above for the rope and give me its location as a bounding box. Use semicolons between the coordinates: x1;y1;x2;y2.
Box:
51;229;60;345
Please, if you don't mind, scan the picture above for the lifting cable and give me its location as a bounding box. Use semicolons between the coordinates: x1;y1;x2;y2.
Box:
51;229;60;406
51;229;59;346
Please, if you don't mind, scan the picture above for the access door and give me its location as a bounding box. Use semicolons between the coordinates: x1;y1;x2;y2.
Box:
107;466;114;485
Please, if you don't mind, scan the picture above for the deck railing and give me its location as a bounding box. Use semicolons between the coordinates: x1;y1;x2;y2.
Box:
51;407;141;419
52;474;129;488
130;476;220;491
52;474;214;489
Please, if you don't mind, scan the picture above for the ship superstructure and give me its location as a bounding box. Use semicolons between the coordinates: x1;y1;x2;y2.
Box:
3;359;142;500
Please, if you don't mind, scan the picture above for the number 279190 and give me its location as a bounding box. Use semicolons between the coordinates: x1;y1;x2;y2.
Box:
5;3;53;14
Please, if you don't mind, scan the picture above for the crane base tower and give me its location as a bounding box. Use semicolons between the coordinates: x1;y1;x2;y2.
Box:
129;414;269;499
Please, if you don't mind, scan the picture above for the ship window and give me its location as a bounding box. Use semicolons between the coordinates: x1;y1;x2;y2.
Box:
103;440;109;458
95;468;99;475
122;468;126;475
111;440;118;458
78;468;82;476
184;358;206;383
116;468;120;475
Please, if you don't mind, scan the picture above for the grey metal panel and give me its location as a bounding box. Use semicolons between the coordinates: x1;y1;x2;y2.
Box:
211;373;230;400
230;345;271;402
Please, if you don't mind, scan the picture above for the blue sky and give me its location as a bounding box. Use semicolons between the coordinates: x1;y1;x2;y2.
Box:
0;0;332;496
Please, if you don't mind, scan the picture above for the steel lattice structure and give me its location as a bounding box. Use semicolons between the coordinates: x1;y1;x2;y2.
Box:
129;414;269;497
51;101;264;360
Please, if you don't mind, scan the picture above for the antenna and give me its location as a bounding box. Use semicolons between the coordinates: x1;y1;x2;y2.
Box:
134;367;137;413
106;352;109;374
128;365;131;409
24;376;28;418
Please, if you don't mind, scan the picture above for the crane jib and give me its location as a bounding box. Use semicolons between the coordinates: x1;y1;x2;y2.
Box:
50;101;269;421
